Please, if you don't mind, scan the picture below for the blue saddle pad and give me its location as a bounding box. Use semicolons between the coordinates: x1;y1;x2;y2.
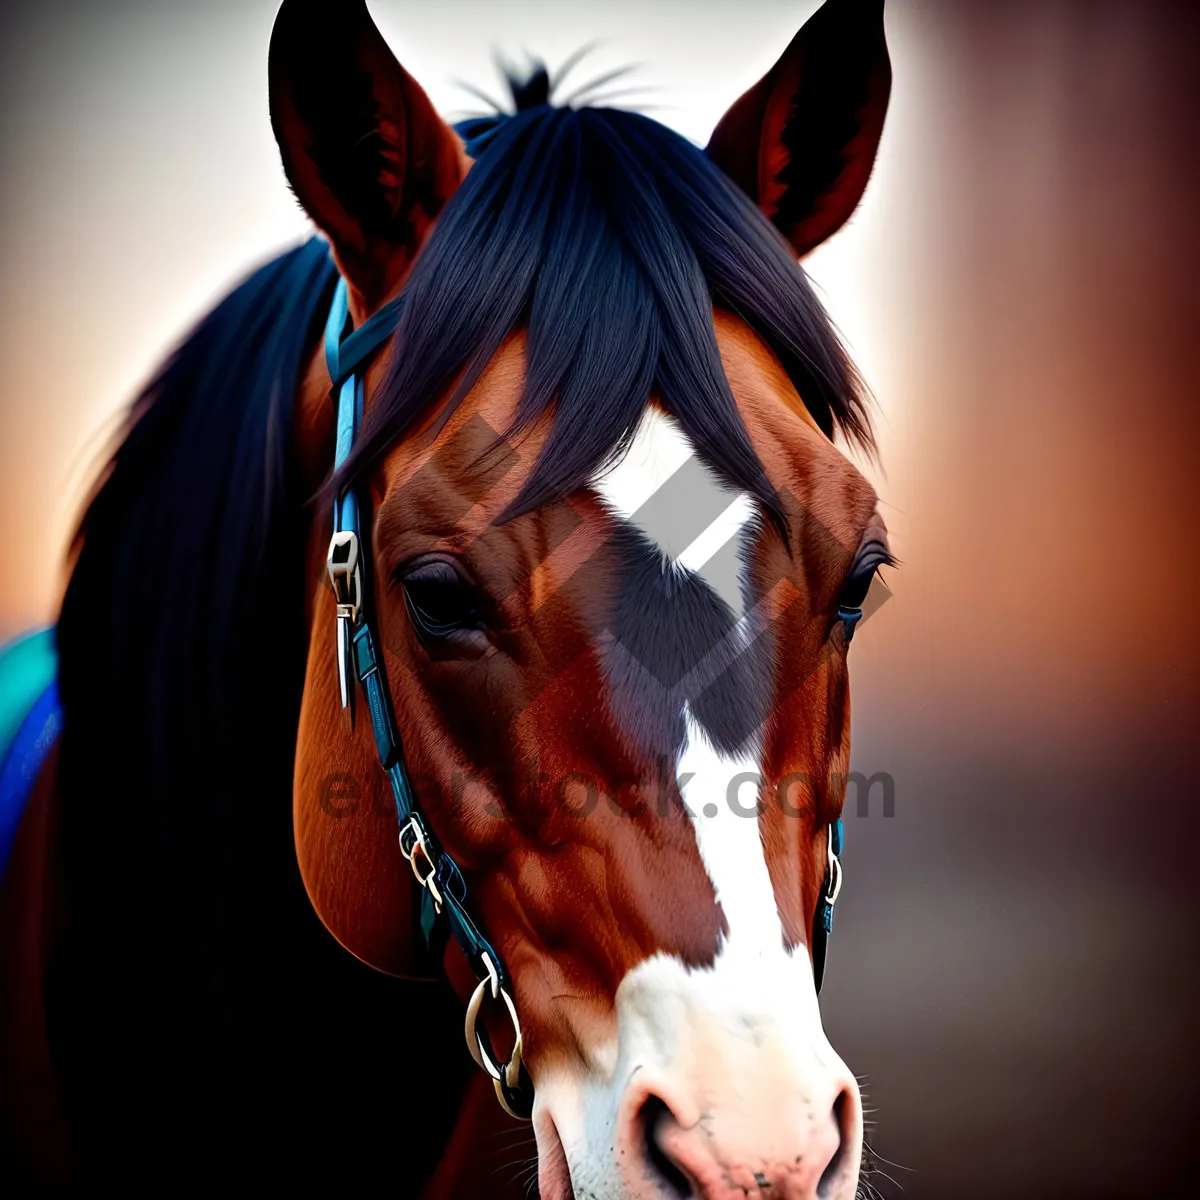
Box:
0;628;61;880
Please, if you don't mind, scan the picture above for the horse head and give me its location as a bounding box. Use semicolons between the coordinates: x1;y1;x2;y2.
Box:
272;2;892;1196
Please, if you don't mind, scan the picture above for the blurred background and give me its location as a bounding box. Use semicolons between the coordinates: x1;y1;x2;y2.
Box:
1;0;1196;1195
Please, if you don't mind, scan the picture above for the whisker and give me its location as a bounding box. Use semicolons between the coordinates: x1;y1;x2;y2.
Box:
864;1146;914;1173
868;1166;903;1192
858;1137;913;1199
494;1138;540;1156
492;1126;539;1141
498;1150;541;1189
524;1164;541;1199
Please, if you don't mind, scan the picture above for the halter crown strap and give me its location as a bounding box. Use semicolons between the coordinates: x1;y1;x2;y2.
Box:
321;278;532;1119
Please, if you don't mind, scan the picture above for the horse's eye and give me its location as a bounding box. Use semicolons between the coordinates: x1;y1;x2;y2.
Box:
400;559;484;645
834;524;894;646
837;562;878;612
838;526;893;612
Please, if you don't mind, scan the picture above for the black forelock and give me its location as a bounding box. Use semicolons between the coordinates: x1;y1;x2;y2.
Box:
334;76;873;524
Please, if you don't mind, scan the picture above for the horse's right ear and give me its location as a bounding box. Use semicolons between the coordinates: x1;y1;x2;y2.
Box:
269;0;465;307
706;0;891;258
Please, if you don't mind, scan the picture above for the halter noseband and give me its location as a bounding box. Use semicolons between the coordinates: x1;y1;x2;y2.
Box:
320;277;847;1119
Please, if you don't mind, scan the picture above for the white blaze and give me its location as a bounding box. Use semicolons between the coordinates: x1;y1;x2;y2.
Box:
678;707;782;953
592;406;751;618
592;406;781;944
536;407;859;1199
592;405;694;525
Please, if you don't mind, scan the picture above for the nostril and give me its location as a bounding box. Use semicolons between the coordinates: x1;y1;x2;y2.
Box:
640;1096;694;1199
816;1088;854;1198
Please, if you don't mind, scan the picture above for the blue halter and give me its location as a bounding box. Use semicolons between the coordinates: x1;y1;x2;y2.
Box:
323;278;533;1119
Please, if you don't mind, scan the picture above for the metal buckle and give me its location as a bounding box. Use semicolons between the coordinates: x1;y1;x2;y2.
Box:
326;529;362;613
464;952;527;1120
326;530;363;709
398;816;444;912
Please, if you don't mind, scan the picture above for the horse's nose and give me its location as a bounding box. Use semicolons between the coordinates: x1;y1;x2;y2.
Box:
623;1075;860;1199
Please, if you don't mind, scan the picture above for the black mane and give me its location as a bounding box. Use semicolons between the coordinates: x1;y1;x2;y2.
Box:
338;82;872;528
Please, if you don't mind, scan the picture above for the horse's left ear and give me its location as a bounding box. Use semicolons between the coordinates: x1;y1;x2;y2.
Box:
706;0;891;258
268;0;465;306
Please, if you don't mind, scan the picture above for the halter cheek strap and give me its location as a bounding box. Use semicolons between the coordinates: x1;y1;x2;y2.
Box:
323;278;533;1120
809;601;858;991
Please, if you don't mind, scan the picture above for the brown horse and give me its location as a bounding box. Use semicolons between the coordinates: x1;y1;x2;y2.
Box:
0;1;893;1196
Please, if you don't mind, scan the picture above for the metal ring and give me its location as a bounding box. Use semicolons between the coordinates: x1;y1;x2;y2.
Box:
464;952;524;1091
492;1037;528;1120
399;818;444;910
398;817;418;860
